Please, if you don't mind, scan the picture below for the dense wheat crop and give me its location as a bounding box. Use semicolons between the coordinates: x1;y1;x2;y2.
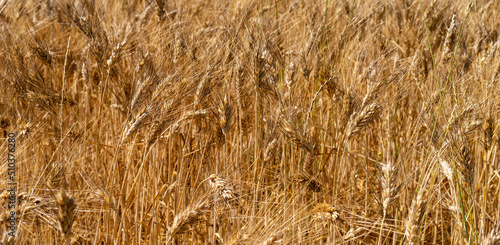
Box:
0;0;499;244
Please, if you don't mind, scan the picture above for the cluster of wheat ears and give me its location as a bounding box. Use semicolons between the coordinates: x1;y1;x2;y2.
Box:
0;0;499;244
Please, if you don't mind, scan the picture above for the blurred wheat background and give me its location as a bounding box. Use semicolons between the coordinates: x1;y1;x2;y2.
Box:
0;0;499;244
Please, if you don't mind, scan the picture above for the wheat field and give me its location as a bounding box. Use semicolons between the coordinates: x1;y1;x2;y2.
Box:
0;0;499;244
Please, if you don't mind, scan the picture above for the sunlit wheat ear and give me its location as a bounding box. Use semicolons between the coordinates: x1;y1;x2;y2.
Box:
262;232;285;245
226;226;251;245
379;161;400;216
55;190;76;242
442;14;456;61
360;80;383;109
439;159;454;183
215;94;234;137
208;174;242;208
343;227;363;241
346;102;381;140
94;190;116;210
0;191;41;226
130;74;157;114
484;31;499;59
167;199;210;244
280;119;316;154
312;203;342;226
285;61;296;88
124;104;154;139
483;225;500;245
447;204;466;238
461;119;482;136
106;23;132;69
449;104;476;128
194;73;210;107
404;191;426;245
264;137;279;163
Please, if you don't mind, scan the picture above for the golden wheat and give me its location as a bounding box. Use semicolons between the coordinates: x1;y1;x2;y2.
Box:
0;0;498;244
